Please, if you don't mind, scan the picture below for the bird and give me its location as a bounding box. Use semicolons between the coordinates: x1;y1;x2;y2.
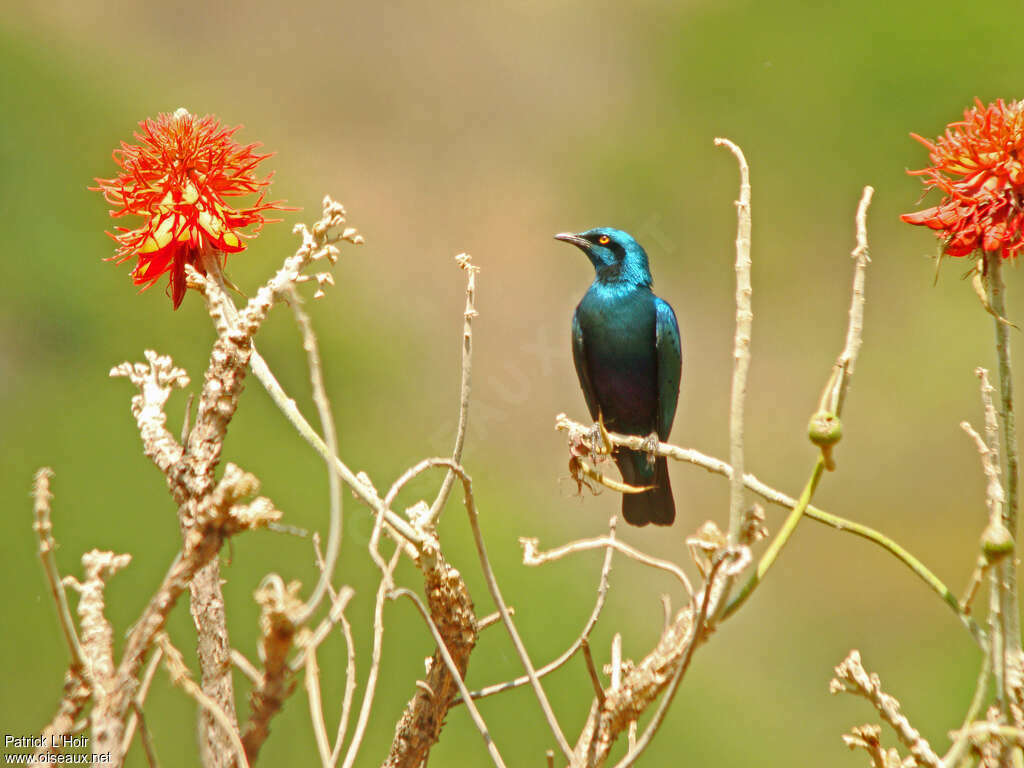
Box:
555;227;682;526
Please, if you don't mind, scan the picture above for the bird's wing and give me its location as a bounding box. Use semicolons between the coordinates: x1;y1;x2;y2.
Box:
571;309;601;422
654;297;682;440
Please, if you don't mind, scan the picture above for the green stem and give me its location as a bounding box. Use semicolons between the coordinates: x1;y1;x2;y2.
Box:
986;251;1022;657
722;457;826;619
804;503;985;646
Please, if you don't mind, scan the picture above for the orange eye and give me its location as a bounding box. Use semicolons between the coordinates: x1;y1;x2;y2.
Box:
598;235;610;245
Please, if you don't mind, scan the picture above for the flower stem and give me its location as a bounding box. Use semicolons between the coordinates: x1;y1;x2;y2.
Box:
985;251;1022;657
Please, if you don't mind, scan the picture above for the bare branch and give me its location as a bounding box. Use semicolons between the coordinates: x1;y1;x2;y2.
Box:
279;284;344;625
390;588;507;768
460;517;617;704
200;200;423;554
962;419;1008;536
112;295;267;767
839;724;904;768
450;459;574;761
64;549;132;762
609;554;729;768
609;633;622;692
714;136;753;543
157;634;251;768
121;647;164;757
829;650;941;768
65;550;132;692
32;468;83;669
332;609;358;766
521;531;691;596
580;639;605;705
476;610;513;631
248;347;424;548
240;576;303;763
90;467;280;764
341;546;401;768
574;548;746;765
305;648;332;767
307;535;360;766
231;650;261;686
383;528;477;766
30;668;90;765
429;253;479;525
130;700;161;768
838;187;875;379
109;351;189;475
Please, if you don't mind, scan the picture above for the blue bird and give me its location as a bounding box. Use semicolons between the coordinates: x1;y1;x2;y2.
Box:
556;228;682;526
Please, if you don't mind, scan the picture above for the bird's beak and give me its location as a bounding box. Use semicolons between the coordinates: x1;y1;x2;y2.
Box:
554;232;590;250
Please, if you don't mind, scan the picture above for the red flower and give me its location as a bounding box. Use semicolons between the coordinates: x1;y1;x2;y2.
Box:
902;98;1024;260
93;109;285;308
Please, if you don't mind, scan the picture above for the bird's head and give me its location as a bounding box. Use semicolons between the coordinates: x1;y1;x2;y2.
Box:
554;227;652;286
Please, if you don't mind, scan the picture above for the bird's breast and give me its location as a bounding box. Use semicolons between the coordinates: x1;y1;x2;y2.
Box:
575;284;659;433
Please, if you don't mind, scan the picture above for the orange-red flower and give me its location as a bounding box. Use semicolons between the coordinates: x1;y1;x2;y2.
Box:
902;99;1024;260
93;109;285;308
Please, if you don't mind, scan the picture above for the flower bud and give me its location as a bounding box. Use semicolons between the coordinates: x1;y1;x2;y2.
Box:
808;411;842;448
982;520;1014;563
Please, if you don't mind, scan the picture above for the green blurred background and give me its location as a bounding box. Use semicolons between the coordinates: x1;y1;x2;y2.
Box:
1;1;1020;765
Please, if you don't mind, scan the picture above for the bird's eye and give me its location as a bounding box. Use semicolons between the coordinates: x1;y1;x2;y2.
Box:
598;235;610;245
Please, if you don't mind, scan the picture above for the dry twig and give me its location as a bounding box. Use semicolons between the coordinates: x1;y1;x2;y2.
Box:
829;650;941;768
32;469;83;669
714;137;753;543
460;517;617;704
429;253;479;525
390;588;507;768
157;634;250;768
239;576;303;762
342;547;402;768
573;547;748;765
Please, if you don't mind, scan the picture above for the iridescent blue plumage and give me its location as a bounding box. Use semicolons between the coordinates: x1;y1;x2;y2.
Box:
557;228;682;526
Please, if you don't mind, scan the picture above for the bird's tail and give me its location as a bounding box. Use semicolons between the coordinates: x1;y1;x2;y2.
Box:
617;450;675;527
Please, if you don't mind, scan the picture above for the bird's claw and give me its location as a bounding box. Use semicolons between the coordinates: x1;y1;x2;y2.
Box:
642;432;660;467
587;415;614;456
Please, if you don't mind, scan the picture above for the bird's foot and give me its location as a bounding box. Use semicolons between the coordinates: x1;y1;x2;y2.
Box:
588;414;615;456
642;432;660;467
